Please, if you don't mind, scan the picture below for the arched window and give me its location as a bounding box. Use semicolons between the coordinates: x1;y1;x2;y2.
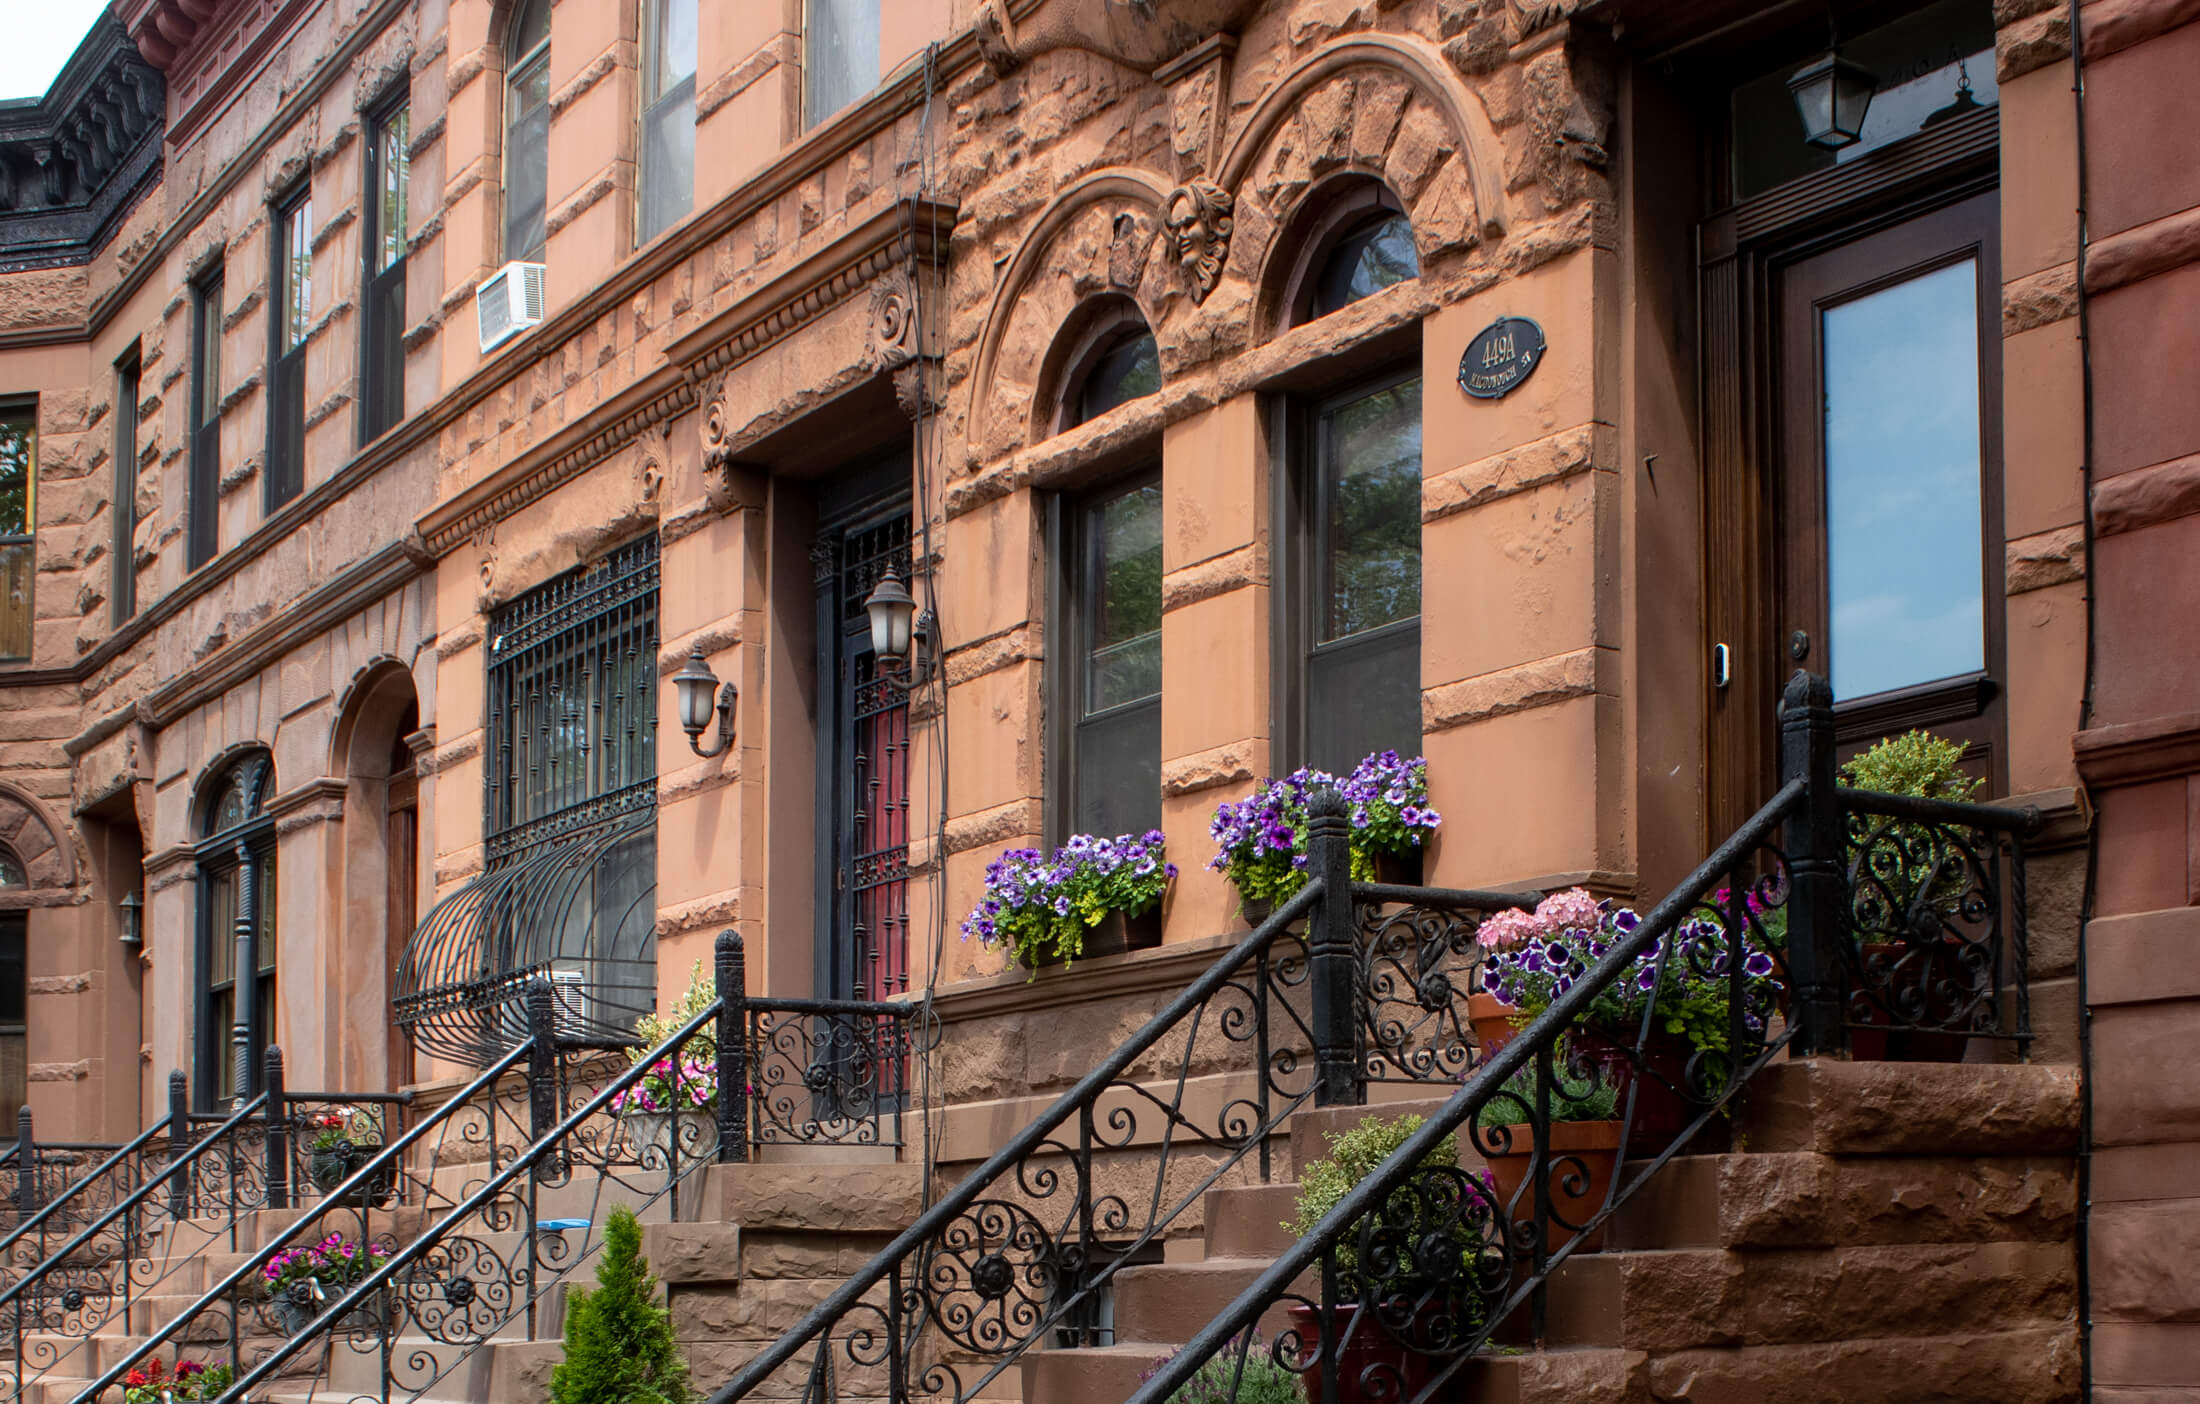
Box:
0;845;22;887
1282;184;1420;328
197;752;275;1107
503;0;552;262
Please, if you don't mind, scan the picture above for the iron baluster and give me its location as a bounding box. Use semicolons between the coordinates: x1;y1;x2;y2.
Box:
1307;791;1360;1108
1779;668;1846;1055
263;1046;288;1211
166;1070;189;1220
717;929;748;1163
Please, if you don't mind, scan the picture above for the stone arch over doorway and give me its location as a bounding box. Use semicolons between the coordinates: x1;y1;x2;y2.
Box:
331;657;423;1090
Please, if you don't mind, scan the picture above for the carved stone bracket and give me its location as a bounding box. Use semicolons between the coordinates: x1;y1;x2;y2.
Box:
1162;180;1233;305
977;0;1262;78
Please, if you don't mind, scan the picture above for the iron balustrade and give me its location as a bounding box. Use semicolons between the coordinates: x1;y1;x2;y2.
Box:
1131;670;2042;1403
703;874;1526;1404
68;1039;545;1404
1;1090;267;1404
75;932;916;1404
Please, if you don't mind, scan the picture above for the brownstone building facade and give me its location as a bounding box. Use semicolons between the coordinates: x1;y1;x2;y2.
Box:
0;0;2190;1395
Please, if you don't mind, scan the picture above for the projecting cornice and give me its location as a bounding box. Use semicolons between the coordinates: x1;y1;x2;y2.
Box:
0;15;164;272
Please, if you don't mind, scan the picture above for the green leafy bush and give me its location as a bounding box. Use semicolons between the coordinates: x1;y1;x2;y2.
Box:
1289;1113;1461;1284
549;1208;694;1404
1473;1060;1619;1130
1842;729;1983;919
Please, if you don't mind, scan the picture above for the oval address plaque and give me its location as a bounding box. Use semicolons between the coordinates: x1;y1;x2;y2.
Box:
1457;316;1546;400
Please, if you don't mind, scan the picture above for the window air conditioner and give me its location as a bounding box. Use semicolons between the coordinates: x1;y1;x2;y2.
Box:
476;260;547;353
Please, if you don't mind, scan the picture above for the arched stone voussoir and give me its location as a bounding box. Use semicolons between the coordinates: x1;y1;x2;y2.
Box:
1217;34;1509;254
968;169;1177;462
0;782;80;892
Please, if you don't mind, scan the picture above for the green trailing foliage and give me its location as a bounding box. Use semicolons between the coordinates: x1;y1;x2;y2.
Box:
1143;1334;1304;1404
548;1207;694;1404
1473;1058;1620;1131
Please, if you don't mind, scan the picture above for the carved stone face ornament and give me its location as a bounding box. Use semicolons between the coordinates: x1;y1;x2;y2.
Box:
1164;180;1233;304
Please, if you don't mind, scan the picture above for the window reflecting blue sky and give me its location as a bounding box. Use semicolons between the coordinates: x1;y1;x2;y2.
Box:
1822;258;1984;700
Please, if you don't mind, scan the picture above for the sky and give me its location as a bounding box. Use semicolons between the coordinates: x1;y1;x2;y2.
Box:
1;0;117;103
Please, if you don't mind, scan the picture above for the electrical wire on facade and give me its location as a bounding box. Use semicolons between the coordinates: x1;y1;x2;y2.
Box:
893;40;951;1211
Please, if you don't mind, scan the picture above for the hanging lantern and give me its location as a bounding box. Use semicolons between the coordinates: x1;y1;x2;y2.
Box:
1788;50;1878;150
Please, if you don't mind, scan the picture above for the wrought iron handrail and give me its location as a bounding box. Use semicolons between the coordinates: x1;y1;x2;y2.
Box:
198;995;728;1404
1131;671;2048;1402
70;1039;540;1404
85;935;918;1404
1;1092;267;1404
1130;776;1810;1404
0;1115;162;1262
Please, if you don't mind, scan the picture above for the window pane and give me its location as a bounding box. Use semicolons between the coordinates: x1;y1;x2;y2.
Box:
209;986;236;1100
0;544;28;662
1072;700;1161;838
1075;331;1161;426
639;79;695;244
1821;259;1984;700
505;56;551;261
650;0;698;97
1312;214;1418;318
207;868;237;985
281;197;313;352
0;916;24;1023
114;359;138;621
257;858;276;975
1308;624;1420;775
805;0;879;125
375;106;411;275
0;412;30;537
196;281;223;425
1084;481;1162;714
1319;379;1421;641
0;850;21;886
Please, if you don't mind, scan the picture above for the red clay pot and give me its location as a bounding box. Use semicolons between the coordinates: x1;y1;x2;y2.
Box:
1573;1030;1696;1157
1480;1119;1624;1254
1286;1303;1438;1404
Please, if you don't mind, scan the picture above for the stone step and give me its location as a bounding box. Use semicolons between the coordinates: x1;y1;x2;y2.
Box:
1202;1182;1301;1259
1110;1258;1308;1346
1021;1342;1652;1404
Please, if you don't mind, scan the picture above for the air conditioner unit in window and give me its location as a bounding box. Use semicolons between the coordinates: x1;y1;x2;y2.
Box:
476;260;546;352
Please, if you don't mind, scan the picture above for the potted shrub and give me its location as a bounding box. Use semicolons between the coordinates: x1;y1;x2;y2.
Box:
1839;730;1985;1062
1284;1113;1494;1404
1471;1060;1622;1254
1142;1332;1303;1403
1477;890;1782;1156
1209;752;1441;922
304;1106;391;1207
616;962;721;1167
261;1232;390;1336
549;1206;694;1404
961;830;1175;973
122;1360;234;1404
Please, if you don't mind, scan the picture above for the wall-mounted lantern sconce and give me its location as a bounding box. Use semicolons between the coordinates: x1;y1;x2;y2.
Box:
672;644;737;758
118;890;143;949
863;567;937;683
1788;46;1877;150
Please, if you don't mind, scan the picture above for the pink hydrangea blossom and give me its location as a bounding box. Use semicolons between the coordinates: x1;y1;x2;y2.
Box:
1476;887;1604;950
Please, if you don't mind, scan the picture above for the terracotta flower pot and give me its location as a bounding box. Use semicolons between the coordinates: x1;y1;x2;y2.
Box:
1369;848;1425;888
1286;1303;1439;1404
1847;942;1973;1063
1479;1119;1624;1254
1467;993;1520;1059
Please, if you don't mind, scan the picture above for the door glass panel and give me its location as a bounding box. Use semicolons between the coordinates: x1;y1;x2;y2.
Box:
1821;258;1983;700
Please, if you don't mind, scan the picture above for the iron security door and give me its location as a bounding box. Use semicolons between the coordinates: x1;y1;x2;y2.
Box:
814;507;913;1005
